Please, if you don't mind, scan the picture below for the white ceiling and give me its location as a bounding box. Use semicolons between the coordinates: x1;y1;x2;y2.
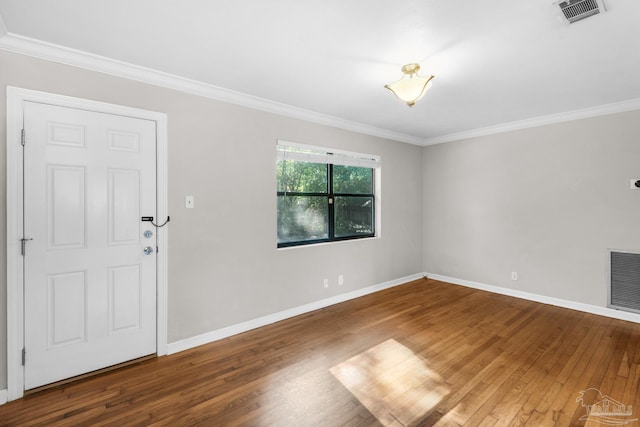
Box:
1;0;639;145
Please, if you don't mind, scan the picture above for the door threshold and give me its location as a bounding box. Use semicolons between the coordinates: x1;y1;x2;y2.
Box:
24;354;157;396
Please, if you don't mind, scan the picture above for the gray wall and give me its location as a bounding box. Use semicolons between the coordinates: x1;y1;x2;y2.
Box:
0;49;424;389
423;110;640;306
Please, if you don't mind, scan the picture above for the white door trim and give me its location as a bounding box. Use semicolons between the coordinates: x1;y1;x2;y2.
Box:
6;86;169;401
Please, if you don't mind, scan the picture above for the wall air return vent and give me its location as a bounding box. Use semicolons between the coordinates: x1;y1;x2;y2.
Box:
555;0;606;24
609;251;640;314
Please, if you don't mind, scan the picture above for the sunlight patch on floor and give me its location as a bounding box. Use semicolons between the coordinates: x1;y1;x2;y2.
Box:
330;339;449;426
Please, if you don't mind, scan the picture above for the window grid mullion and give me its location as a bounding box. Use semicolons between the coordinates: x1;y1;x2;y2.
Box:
328;163;335;240
276;192;328;197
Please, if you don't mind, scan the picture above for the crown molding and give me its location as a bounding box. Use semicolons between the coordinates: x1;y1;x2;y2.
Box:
2;27;637;148
0;31;424;146
423;97;640;145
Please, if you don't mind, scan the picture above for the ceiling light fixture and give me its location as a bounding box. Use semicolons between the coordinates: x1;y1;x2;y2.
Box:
384;63;435;107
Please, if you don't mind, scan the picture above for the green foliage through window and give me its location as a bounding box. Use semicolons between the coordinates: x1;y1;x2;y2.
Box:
277;161;375;247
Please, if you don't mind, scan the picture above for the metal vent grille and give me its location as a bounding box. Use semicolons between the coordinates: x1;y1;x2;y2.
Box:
556;0;605;23
610;251;640;313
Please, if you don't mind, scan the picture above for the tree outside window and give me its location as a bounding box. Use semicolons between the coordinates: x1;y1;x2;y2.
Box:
277;149;376;247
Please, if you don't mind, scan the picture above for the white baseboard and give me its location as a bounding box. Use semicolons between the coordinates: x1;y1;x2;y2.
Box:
0;389;7;405
167;273;425;354
426;273;640;324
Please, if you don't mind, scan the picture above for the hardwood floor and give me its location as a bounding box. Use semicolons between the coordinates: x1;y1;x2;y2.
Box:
1;278;639;426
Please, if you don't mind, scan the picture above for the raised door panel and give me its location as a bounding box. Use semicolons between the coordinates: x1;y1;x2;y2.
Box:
108;169;140;245
48;271;87;348
47;122;86;148
108;130;139;152
109;265;141;333
47;165;86;250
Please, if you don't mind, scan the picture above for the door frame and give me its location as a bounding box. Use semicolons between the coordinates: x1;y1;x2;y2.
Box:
6;86;169;401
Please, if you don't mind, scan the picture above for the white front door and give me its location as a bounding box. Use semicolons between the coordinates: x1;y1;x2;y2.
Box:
23;101;157;390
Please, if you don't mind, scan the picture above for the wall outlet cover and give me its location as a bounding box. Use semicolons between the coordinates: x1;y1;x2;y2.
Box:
186;195;195;208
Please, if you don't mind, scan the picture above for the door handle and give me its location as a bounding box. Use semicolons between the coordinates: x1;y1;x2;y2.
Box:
143;246;154;255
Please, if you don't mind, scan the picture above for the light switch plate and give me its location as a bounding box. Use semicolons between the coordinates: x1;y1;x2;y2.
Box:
185;195;194;208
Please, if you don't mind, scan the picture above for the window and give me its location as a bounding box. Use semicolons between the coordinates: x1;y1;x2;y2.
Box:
277;141;380;248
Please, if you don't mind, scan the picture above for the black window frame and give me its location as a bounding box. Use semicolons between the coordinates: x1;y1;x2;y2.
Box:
277;163;376;248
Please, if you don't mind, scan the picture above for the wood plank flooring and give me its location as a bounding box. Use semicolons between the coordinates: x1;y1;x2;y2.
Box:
1;278;639;426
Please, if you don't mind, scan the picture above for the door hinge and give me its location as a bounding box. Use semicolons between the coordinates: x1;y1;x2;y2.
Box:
21;238;33;256
21;129;25;146
21;348;25;366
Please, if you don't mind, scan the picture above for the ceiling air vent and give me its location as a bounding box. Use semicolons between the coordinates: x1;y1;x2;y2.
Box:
555;0;606;23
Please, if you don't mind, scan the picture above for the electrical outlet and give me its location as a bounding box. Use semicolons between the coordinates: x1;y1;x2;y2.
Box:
338;274;344;286
511;272;518;281
323;278;329;288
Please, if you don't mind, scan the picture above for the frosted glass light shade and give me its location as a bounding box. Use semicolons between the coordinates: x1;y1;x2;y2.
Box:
385;64;435;107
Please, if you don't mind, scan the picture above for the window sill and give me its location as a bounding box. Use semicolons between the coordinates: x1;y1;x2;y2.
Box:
276;235;380;251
